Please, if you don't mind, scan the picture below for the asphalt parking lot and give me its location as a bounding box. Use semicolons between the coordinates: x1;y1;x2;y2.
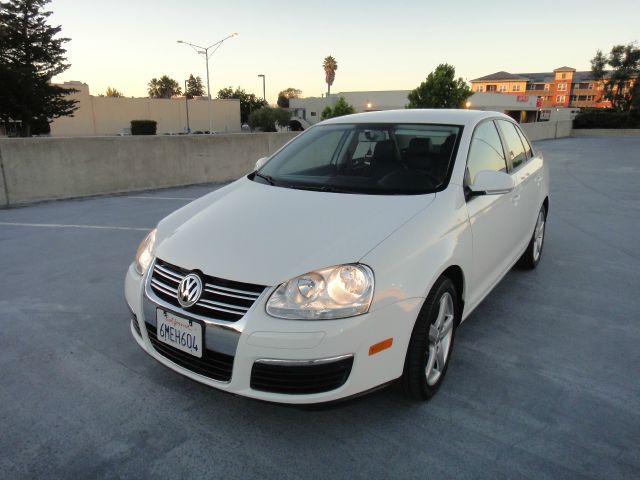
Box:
1;136;639;479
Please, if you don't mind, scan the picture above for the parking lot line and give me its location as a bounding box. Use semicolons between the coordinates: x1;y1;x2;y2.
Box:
126;196;197;201
0;222;150;232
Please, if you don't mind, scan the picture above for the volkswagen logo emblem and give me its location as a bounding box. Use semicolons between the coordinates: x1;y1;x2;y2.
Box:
177;273;203;308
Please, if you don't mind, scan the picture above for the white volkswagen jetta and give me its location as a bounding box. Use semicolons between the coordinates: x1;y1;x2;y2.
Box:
125;109;549;404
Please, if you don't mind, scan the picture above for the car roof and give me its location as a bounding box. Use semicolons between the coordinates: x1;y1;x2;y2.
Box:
318;109;511;128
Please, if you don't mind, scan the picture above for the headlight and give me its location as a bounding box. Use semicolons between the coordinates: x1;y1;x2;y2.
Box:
266;264;374;320
134;228;157;275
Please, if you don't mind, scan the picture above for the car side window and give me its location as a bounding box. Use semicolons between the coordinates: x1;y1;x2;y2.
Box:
466;120;507;185
515;125;533;159
497;120;527;169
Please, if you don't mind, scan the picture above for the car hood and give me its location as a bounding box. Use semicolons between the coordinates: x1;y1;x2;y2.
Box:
155;177;435;286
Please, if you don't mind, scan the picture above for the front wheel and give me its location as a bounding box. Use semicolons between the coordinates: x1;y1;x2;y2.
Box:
517;205;547;270
402;277;458;400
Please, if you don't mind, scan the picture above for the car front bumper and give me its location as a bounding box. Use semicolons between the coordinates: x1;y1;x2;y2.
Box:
125;262;422;404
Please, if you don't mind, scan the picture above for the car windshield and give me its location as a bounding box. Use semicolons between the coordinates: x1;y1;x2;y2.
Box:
252;123;463;195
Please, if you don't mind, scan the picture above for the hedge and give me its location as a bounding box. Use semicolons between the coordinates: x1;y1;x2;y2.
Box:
130;120;157;135
573;109;640;129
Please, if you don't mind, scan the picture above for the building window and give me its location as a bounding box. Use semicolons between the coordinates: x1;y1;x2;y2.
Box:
557;83;567;91
512;84;521;92
570;95;577;102
486;85;497;92
476;85;484;92
310;112;316;117
556;95;566;104
561;73;566;79
586;95;594;101
499;84;507;92
544;84;550;91
588;83;594;90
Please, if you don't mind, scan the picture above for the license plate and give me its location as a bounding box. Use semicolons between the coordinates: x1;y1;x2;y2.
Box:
156;309;203;358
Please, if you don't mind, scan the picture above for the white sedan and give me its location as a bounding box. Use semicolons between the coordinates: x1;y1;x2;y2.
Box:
125;109;549;404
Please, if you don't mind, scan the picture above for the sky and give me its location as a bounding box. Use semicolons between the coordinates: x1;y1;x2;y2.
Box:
50;0;640;103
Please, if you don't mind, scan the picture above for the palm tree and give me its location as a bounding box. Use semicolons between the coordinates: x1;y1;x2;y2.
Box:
148;75;182;99
323;56;338;97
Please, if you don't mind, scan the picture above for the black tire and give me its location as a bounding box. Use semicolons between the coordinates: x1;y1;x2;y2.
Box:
517;204;547;270
402;276;459;400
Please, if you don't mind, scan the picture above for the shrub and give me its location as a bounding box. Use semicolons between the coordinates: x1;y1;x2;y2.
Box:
321;96;355;120
130;120;157;135
249;107;291;132
573;109;640;129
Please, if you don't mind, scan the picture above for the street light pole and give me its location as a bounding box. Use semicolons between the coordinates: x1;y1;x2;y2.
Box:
258;74;266;102
177;33;238;134
184;79;190;133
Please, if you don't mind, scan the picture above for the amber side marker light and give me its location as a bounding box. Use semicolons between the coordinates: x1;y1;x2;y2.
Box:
369;338;393;356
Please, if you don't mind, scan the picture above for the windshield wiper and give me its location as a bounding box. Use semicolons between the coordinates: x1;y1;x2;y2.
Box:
287;183;340;193
254;171;276;185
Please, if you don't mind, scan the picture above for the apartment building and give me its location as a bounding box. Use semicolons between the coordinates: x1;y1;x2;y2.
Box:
470;67;611;109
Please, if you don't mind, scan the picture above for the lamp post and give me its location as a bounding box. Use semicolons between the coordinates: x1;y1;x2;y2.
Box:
184;79;190;133
258;74;266;101
177;33;238;134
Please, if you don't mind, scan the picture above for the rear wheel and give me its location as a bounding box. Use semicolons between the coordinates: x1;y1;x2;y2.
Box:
402;277;458;399
517;205;547;270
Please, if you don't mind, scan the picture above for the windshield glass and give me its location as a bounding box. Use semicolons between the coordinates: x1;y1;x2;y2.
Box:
252;123;463;195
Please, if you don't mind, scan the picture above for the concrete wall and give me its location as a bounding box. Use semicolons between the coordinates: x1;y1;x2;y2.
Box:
0;132;298;207
521;120;572;141
50;82;241;137
571;129;640;137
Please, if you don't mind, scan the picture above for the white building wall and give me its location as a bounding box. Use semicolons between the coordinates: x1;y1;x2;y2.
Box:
290;90;411;126
50;82;241;136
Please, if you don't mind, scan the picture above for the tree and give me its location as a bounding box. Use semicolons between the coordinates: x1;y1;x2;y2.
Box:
591;43;640;111
407;63;473;109
277;87;302;108
321;96;355;120
105;87;123;97
148;75;181;98
185;74;205;99
0;0;78;136
217;86;268;123
249;106;291;132
323;55;338;97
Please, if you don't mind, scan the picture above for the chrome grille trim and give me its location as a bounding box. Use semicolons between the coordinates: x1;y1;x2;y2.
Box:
204;286;260;301
199;298;249;313
150;278;177;296
147;258;267;323
154;266;183;283
204;284;262;298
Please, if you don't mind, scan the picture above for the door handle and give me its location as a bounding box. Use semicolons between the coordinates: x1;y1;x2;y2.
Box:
511;194;521;204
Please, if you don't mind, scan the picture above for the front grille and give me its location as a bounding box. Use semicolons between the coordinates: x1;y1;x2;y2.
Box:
149;258;266;322
145;322;233;382
250;357;354;395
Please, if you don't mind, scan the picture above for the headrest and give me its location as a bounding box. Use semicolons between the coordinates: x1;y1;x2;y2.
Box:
408;137;431;156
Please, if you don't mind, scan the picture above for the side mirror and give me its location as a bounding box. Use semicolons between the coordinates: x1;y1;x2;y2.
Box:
254;157;269;171
468;170;514;196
